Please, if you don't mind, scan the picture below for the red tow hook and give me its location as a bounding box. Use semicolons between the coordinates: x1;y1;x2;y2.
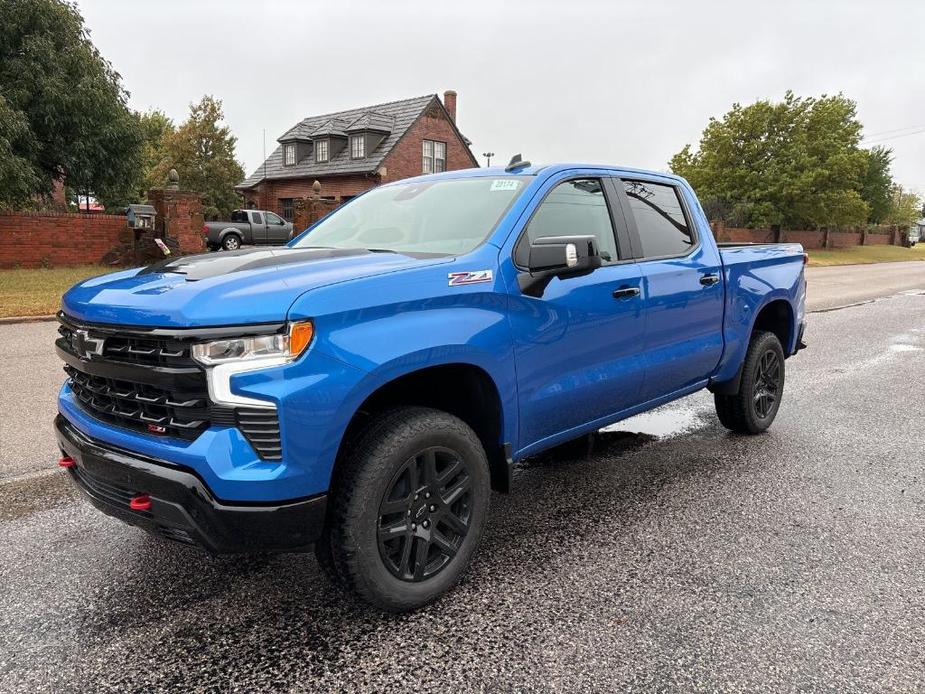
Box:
129;494;152;512
58;456;76;469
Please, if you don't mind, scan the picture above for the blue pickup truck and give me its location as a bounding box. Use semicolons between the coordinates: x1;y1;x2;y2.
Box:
55;160;806;611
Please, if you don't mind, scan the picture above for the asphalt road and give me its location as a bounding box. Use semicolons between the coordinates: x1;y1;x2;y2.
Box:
1;275;924;691
806;260;925;311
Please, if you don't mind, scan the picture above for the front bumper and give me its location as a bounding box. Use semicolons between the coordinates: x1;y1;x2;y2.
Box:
55;415;327;553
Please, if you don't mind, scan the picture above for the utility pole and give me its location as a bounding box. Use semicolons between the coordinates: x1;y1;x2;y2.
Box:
482;152;495;167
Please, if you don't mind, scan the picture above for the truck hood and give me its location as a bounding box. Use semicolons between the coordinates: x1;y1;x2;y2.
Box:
61;247;442;327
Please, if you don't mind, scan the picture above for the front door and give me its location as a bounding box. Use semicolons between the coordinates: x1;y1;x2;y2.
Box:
506;175;647;453
265;212;290;243
615;177;724;400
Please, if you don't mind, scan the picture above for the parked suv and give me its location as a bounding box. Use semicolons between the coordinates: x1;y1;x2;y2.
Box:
204;209;293;250
55;162;807;611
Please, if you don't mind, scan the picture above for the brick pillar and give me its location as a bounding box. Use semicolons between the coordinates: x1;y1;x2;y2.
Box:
148;188;205;255
293;197;311;233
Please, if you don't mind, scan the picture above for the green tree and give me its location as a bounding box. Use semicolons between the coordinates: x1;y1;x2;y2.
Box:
884;185;922;227
0;95;41;207
134;109;175;198
151;96;244;218
860;146;893;224
670;91;870;229
0;0;143;209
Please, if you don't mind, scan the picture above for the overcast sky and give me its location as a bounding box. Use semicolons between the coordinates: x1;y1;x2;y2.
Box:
76;0;925;194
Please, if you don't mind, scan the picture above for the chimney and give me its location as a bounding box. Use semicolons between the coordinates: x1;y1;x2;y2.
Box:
443;90;457;122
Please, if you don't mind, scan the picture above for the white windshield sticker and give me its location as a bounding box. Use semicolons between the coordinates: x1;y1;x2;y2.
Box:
490;179;520;192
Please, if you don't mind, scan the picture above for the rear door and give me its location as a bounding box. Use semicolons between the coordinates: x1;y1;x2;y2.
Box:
249;211;267;244
506;174;647;452
614;177;724;400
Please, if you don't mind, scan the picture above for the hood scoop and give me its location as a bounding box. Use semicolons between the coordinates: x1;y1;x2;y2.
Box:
140;247;374;281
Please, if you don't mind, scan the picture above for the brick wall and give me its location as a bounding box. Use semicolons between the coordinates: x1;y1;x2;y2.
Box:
710;222;906;250
863;233;890;246
244;175;374;216
0;211;126;268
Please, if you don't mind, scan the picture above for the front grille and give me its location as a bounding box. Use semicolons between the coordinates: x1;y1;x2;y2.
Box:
58;316;284;460
236;408;283;461
65;365;210;440
58;325;193;368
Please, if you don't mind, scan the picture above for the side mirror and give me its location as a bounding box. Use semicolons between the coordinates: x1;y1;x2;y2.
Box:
518;235;603;297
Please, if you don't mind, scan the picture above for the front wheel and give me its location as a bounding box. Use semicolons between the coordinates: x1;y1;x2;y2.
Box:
318;407;491;612
714;330;785;434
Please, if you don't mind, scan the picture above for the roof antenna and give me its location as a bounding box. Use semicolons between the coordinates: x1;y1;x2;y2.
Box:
505;153;531;172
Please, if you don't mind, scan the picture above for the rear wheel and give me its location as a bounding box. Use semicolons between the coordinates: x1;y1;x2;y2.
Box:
221;233;241;251
318;407;490;612
714;330;785;434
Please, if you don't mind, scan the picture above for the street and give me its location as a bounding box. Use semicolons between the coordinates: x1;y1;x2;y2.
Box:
1;269;924;691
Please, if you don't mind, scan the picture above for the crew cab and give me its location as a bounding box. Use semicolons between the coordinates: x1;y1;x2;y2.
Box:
204;209;293;251
54;161;807;612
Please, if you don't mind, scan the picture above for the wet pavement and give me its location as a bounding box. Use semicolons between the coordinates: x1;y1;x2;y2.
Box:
1;291;925;692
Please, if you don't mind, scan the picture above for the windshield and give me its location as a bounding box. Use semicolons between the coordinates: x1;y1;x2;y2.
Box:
292;177;528;256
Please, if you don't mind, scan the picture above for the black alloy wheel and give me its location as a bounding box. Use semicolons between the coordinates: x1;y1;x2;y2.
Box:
377;447;473;582
753;349;781;419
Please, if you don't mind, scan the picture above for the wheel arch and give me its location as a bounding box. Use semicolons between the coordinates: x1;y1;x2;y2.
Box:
332;361;512;494
710;296;796;395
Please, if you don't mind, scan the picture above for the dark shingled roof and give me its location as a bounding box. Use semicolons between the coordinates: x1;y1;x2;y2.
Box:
239;94;438;188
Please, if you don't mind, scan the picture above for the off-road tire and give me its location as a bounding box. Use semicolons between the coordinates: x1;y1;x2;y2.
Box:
318;407;490;612
714;330;785;434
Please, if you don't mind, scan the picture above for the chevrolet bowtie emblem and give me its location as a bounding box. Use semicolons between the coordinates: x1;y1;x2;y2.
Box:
74;330;106;360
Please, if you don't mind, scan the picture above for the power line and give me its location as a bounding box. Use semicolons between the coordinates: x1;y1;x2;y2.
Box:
863;123;925;139
862;127;925;145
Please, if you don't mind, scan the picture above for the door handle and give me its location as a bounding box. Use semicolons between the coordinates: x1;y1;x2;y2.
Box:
612;286;641;299
700;273;720;286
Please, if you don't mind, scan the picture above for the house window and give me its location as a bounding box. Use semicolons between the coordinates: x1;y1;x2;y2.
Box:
423;140;446;173
350;134;365;159
280;198;294;221
316;139;329;163
284;144;296;166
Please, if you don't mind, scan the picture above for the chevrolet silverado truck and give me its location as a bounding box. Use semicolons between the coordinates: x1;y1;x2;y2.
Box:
204;209;293;251
55;161;807;612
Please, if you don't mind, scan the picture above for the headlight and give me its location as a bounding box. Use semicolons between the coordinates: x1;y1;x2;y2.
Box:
191;321;314;365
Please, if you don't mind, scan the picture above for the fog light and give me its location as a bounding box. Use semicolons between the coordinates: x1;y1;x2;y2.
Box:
129;494;152;511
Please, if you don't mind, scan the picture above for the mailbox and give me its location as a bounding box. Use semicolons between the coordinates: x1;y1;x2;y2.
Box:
126;204;156;231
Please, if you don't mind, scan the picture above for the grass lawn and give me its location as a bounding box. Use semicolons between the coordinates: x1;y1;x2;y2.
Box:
0;265;107;318
806;243;925;267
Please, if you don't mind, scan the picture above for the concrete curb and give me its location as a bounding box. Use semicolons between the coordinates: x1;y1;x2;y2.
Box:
0;314;57;325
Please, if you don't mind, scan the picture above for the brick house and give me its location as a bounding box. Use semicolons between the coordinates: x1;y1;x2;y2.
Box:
236;90;478;221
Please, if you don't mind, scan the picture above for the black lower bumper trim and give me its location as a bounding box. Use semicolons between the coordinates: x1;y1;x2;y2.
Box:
55;415;326;554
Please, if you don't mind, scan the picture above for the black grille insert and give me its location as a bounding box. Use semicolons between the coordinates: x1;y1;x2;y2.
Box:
65;365;210;440
58;325;192;368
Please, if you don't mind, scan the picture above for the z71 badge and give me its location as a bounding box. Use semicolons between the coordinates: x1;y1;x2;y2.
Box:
448;270;493;286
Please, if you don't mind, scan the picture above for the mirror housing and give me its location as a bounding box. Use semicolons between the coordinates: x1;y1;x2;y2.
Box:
518;235;603;297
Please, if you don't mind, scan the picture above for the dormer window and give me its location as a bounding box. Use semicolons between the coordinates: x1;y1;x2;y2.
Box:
283;144;296;166
316;139;329;163
350;134;365;159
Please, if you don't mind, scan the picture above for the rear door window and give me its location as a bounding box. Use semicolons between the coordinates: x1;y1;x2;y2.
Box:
621;180;694;258
251;212;263;225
